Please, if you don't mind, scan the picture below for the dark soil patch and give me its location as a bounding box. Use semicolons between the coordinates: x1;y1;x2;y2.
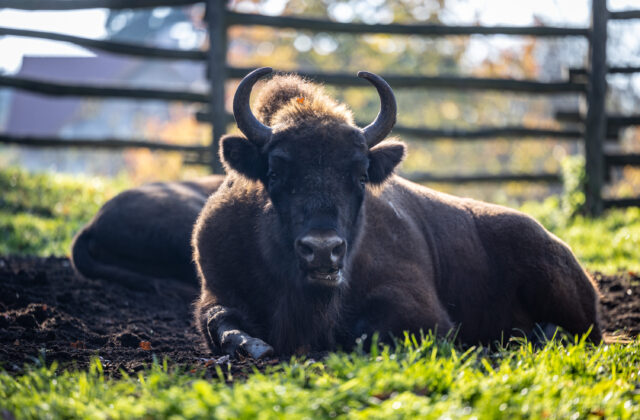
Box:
1;256;638;375
0;256;283;376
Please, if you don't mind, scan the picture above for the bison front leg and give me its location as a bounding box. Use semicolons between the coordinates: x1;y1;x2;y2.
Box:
197;304;274;359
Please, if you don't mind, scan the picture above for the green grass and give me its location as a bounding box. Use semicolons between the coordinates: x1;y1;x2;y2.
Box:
2;335;640;419
521;197;640;274
0;167;127;256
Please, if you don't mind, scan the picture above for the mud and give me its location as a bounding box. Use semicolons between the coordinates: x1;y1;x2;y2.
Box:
0;256;638;375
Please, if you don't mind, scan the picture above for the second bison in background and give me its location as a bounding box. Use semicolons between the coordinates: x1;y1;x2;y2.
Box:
193;67;602;359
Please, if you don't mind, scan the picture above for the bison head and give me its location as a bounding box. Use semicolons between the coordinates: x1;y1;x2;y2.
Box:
221;67;405;288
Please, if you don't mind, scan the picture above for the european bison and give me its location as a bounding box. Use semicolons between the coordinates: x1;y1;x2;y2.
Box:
71;176;223;289
192;67;602;359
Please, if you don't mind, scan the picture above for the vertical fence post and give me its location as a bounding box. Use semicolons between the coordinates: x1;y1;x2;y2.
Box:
206;0;227;174
584;0;608;215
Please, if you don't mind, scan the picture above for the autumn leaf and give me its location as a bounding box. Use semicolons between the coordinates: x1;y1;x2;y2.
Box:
70;340;85;349
139;341;152;351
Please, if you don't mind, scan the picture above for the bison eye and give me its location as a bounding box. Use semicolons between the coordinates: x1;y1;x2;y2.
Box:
267;171;279;187
359;174;368;187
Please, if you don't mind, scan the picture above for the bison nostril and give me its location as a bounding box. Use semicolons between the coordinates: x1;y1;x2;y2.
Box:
331;241;346;260
295;239;315;264
298;243;313;257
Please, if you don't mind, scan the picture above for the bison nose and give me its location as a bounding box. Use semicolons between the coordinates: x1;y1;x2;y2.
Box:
295;231;346;270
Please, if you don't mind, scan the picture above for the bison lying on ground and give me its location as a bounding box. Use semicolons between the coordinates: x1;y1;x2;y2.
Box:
71;176;223;289
72;68;602;359
192;68;602;358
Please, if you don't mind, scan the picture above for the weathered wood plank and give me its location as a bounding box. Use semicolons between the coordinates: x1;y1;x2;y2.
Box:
0;75;209;103
206;0;227;173
195;110;582;140
404;172;562;184
0;134;209;152
227;12;589;37
0;27;206;61
609;10;640;20
569;66;640;78
604;198;640;208
0;0;201;10
228;67;586;93
605;154;640;166
584;0;608;215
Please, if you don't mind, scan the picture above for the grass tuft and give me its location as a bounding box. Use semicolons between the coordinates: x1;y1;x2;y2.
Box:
2;335;640;419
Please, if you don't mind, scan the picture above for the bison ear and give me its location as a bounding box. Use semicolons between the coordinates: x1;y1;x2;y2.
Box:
220;135;265;180
367;139;406;185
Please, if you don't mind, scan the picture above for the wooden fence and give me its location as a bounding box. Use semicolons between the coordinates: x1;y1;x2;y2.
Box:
0;0;638;215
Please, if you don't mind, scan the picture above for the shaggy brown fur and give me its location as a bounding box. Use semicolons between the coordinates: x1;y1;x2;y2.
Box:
255;75;354;127
193;73;602;359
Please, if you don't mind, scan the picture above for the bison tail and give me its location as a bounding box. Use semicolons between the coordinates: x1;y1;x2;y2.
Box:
70;226;99;280
70;227;172;293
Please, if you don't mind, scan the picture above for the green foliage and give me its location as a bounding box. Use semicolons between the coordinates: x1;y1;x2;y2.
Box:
519;157;640;274
562;155;587;218
2;336;640;419
519;199;640;274
0;167;127;256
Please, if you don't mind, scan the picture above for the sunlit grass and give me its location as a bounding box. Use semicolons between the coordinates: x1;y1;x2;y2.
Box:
522;197;640;274
0;167;128;257
2;335;640;419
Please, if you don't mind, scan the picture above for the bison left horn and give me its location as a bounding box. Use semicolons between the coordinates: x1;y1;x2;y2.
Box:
233;67;274;145
358;71;397;148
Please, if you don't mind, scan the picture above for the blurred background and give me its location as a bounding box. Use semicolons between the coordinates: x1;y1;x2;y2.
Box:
1;0;639;206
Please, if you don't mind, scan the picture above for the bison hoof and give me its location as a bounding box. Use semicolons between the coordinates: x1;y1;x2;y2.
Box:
220;331;274;359
242;337;274;359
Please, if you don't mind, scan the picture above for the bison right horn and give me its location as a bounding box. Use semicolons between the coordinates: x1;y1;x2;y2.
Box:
233;67;273;145
358;71;397;148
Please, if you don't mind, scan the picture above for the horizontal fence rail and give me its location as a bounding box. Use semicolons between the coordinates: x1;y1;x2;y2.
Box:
390;126;582;140
609;10;640;20
605;153;640;166
0;134;209;152
227;12;590;37
0;72;586;108
604;198;640;208
403;172;562;184
0;75;209;103
0;0;201;10
0;27;206;61
570;67;640;77
228;67;587;93
194;110;582;140
556;111;640;128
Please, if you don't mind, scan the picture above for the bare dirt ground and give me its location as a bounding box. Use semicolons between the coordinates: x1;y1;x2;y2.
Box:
1;256;638;375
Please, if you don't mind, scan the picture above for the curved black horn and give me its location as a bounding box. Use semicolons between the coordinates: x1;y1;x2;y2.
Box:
233;67;273;144
357;71;397;147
